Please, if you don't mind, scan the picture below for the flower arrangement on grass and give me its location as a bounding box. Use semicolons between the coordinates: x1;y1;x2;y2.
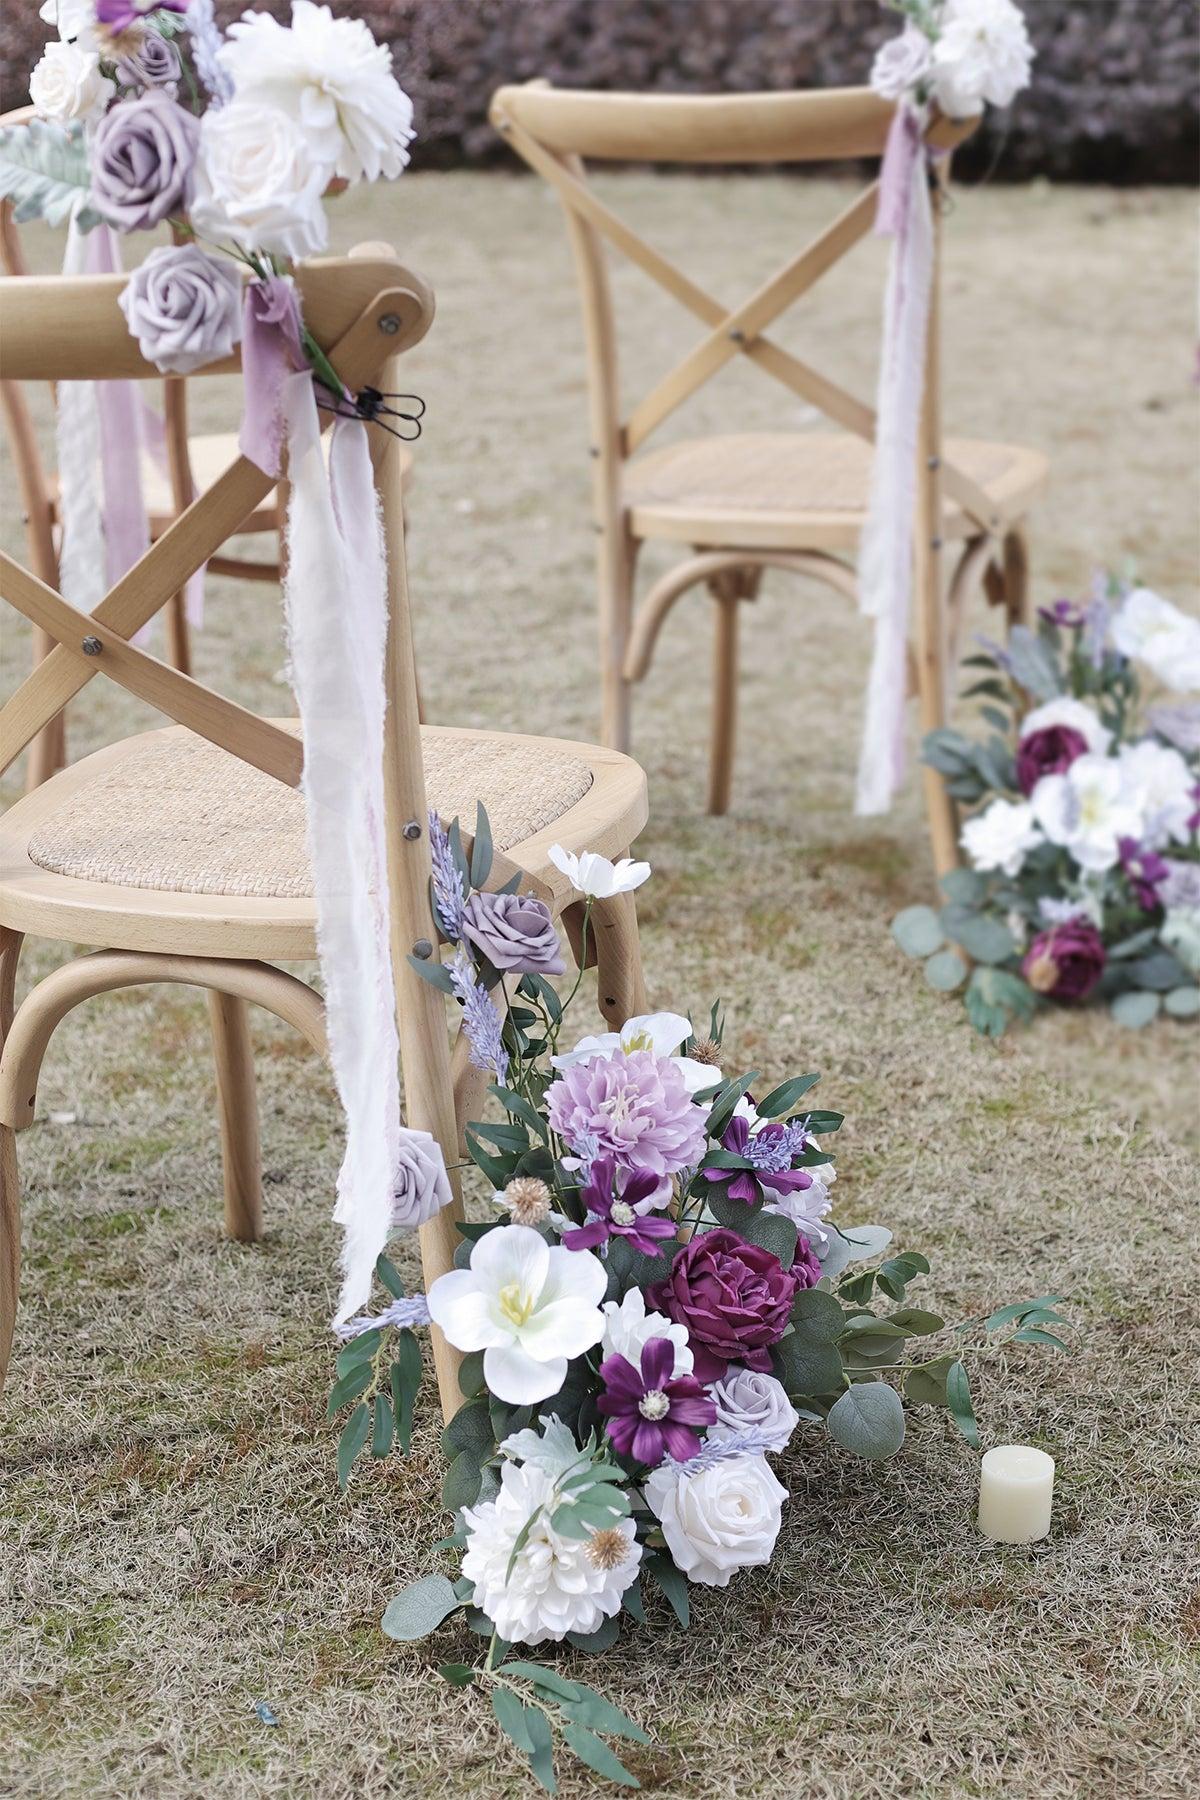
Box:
328;810;1070;1791
894;579;1200;1034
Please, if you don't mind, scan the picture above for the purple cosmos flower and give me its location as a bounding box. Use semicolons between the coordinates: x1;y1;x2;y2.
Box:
96;0;189;32
1117;837;1170;912
561;1156;678;1255
545;1049;708;1178
1188;783;1200;837
1037;598;1086;629
597;1337;716;1466
704;1113;814;1208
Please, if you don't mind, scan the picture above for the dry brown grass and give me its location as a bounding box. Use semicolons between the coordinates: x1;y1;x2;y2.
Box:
1;171;1198;1799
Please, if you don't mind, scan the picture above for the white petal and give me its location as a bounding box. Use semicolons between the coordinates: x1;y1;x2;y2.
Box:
518;1296;605;1360
484;1344;567;1406
539;1242;608;1310
469;1222;550;1297
426;1271;513;1350
547;844;580;886
550;1031;619;1070
618;1011;692;1057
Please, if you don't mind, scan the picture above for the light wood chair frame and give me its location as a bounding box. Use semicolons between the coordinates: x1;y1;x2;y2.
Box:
490;83;1039;873
0;247;649;1422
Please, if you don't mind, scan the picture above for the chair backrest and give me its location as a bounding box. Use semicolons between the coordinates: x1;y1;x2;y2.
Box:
488;81;993;532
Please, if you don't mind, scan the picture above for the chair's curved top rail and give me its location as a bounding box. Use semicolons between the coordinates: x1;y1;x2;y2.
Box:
0;252;435;383
489;82;978;164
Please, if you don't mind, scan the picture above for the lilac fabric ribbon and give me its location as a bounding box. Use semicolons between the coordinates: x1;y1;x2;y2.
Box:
854;102;935;816
239;276;308;480
86;224;151;592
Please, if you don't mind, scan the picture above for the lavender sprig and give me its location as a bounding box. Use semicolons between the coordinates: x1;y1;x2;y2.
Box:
449;945;509;1083
665;1424;781;1476
184;0;234;104
428;809;467;942
334;1293;432;1341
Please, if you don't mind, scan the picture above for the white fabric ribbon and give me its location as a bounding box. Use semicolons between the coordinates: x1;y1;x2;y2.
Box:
280;373;449;1323
855;103;935;816
54;214;106;613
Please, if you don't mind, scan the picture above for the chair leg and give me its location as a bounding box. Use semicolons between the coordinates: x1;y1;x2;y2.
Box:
1002;526;1032;632
706;567;759;816
25;627;66;792
591;880;649;1030
599;530;640;754
207;991;262;1242
165;588;191;677
0;928;24;1396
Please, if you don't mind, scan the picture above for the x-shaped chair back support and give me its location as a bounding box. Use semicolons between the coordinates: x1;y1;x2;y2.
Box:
0;252;432;786
489;82;997;534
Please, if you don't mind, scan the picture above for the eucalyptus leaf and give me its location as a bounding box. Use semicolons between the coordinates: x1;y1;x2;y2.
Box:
382;1573;463;1642
1165;984;1200;1019
789;1287;846;1345
469;802;494;888
817;1223;893;1282
337;1402;371;1490
442;1448;483;1513
903;1355;955;1406
946;912;1016;966
1006;627;1061;701
771;1334;845;1399
925;948;968;991
940;867;987;906
1111;989;1160;1029
736;1209;797;1268
0;119;102;230
564;1615;620;1654
561;1723;639;1788
892;905;945;958
945;1359;980;1447
826;1382;906;1460
491;1688;535;1755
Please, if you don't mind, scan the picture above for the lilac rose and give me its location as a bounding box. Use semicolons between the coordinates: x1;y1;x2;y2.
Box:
119;243;242;375
115;32;182;93
461;889;566;976
1022;921;1106;1003
391;1128;453;1230
647;1228;809;1383
91;88;198;231
1015;724;1089;797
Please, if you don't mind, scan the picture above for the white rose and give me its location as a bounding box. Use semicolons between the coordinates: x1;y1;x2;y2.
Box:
190;101;329;261
644;1453;787;1588
29;40;114;123
870;25;934;101
1019;696;1111;755
707;1368;800;1455
601;1286;693;1379
932;0;1034;119
960;796;1043;878
1117;740;1196;849
1031;755;1140;873
217;0;415;185
1111;588;1200;694
39;0;95;44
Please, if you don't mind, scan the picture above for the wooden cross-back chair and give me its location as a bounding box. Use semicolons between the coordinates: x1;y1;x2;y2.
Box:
490;82;1049;874
0;245;650;1421
0;103;412;791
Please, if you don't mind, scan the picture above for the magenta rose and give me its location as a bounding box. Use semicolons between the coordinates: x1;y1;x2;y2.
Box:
1015;725;1089;797
461;890;566;976
1022;921;1106;1003
647;1228;808;1383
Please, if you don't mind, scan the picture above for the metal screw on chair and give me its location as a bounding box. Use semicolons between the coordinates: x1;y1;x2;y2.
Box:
82;635;102;656
411;938;434;960
931;536;944;551
402;820;422;840
729;328;746;344
379;314;401;335
927;455;941;471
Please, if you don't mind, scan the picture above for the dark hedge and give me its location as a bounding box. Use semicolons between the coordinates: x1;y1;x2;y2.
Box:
3;2;1196;182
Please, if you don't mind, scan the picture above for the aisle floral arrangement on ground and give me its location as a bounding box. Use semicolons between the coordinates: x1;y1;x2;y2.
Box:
329;824;1069;1792
894;579;1200;1035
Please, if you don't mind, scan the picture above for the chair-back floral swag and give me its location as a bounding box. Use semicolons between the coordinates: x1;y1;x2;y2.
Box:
857;0;1034;814
12;0;445;1324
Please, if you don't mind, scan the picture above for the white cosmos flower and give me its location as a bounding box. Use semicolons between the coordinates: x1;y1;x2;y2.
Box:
931;0;1035;118
870;24;935;101
1019;695;1111;755
600;1286;693;1379
645;1453;787;1588
190;101;330;261
29;40;113;122
1031;754;1141;872
547;844;651;898
1117;740;1196;848
461;1457;640;1646
426;1223;605;1405
551;1010;718;1099
1111;588;1200;693
217;0;415;184
960;796;1043;877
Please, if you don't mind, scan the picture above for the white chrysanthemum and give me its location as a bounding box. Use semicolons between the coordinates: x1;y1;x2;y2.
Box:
960;796;1043;877
461;1460;640;1646
1117;740;1196;848
1018;696;1111;755
1111;588;1200;693
217;0;415;184
190;101;329;260
29;40;113;122
762;1159;836;1251
1031;755;1141;873
600;1286;693;1378
932;0;1035;119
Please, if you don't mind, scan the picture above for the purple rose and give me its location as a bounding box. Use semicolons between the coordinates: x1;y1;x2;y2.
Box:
391;1128;452;1230
91;89;198;231
461;890;566;976
118;243;242;374
1022;921;1106;1003
115;32;182;93
647;1228;804;1383
1015;725;1089;797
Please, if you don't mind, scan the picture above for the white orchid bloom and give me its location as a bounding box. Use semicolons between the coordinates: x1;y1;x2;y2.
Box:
547;844;651;899
1031;755;1141;872
426;1224;605;1405
550;1010;719;1098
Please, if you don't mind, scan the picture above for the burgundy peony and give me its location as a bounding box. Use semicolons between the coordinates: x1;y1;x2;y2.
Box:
647;1228;809;1383
1015;725;1089;797
1022;921;1106;1003
461;890;566;976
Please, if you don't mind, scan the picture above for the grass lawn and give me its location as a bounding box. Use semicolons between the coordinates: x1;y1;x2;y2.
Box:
1;170;1198;1799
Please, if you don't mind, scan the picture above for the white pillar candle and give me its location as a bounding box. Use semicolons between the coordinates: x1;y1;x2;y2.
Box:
977;1444;1054;1544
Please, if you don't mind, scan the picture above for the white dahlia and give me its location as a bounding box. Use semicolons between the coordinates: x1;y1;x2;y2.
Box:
461;1460;640;1646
